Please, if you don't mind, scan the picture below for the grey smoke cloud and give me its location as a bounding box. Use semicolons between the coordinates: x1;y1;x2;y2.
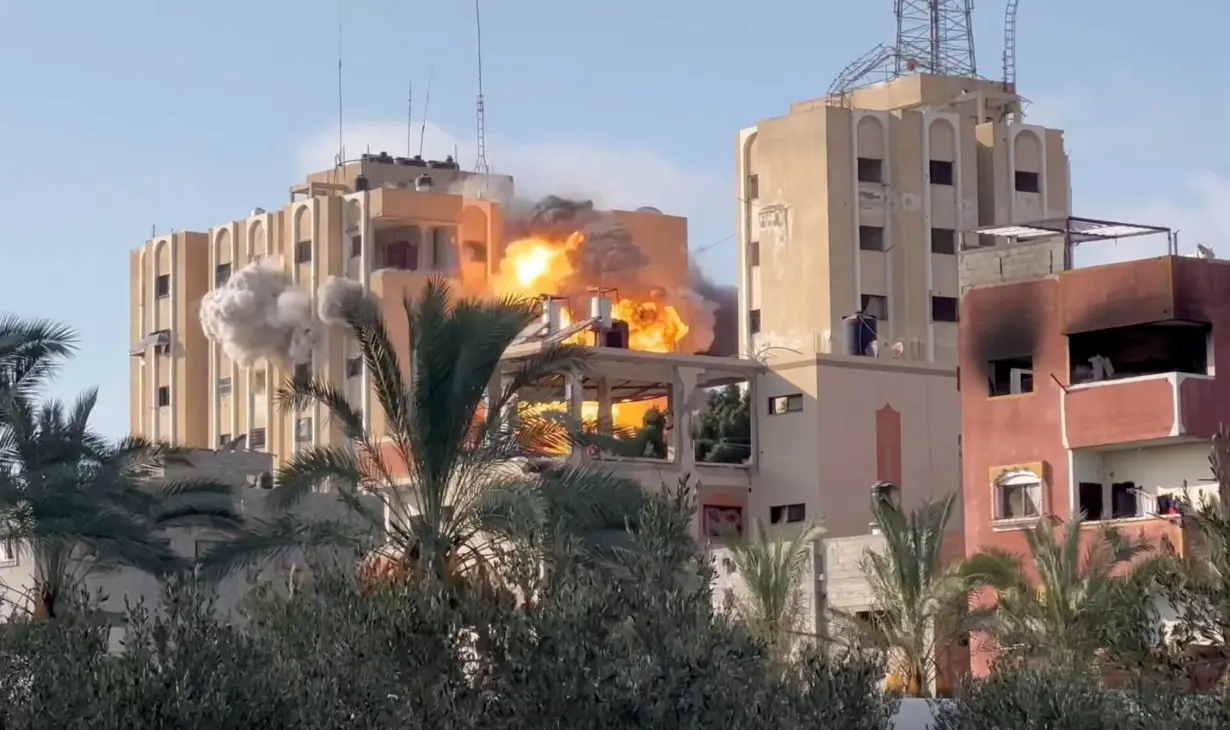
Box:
199;260;368;365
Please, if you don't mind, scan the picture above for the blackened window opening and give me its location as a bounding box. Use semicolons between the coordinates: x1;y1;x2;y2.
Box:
1068;321;1209;384
1078;482;1104;521
988;357;1034;397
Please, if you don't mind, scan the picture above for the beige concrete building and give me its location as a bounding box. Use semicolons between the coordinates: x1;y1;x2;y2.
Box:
0;450;373;627
129;155;695;466
737;73;1071;366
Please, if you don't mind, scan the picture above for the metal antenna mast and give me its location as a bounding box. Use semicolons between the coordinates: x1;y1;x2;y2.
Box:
828;0;978;99
894;0;977;77
473;0;490;176
406;82;413;157
1002;0;1021;91
335;0;345;168
418;67;435;157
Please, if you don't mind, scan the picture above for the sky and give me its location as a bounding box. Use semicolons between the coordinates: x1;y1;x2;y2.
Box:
2;0;1228;438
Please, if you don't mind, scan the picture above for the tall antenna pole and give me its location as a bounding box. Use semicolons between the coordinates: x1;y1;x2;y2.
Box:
406;82;413;157
473;0;490;176
336;0;345;168
418;67;435;157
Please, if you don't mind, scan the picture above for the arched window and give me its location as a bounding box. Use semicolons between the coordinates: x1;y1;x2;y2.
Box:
995;470;1042;520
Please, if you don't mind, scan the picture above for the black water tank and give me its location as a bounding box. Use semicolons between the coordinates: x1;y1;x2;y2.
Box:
841;313;878;357
601;320;630;349
354;175;370;192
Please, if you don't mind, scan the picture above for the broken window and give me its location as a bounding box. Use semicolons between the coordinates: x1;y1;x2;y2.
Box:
857;157;883;184
1068;321;1210;384
294;240;312;264
929;160;955;186
995;470;1042;520
703;505;744;539
769;503;806;524
988;357;1033;397
931;227;957;255
931;296;959;323
384;240;419;270
1112;482;1139;520
861;294;889;321
859;225;887;251
1014;170;1040;193
768;394;803;415
1078;482;1105;521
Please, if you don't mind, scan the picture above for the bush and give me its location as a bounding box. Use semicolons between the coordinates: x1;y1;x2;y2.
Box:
0;490;897;729
931;666;1230;730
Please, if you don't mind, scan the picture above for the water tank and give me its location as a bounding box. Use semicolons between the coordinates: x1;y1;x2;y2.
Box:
602;320;630;349
354;175;370;192
841;313;878;357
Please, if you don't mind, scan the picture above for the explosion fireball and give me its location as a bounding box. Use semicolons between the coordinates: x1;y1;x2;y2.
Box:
494;231;690;354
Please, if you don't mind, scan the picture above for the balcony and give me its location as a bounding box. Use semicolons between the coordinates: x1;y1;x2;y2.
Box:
362;186;463;226
496;343;764;494
1064;319;1216;449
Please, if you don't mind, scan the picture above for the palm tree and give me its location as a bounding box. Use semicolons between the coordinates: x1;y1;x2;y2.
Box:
962;517;1156;671
228;276;647;587
724;518;826;662
0;315;77;399
835;492;966;698
0;388;250;618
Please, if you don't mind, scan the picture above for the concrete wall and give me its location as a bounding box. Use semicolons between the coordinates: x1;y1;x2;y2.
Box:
754;354;960;540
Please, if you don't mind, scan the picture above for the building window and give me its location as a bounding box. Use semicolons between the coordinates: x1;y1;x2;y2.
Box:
1112;482;1139;520
929;160;955;186
464;240;487;263
703;505;744;539
0;538;16;564
770;503;807;524
1014;170;1040;193
748;240;760;267
293;361;311;383
746;174;759;201
857;157;883;184
345;356;362;379
253;371;267;394
859;225;887;252
215;262;232;286
218;433;231;447
931;227;957;255
154;274;170;298
294;240;312;264
749;309;761;335
988;357;1034;397
249;427;267;450
931;296;959;323
768;393;804;415
217;377;232;396
156;386;170;408
995;470;1043;521
861;294;889;321
295;417;313;443
386;240;419;271
350;235;362;259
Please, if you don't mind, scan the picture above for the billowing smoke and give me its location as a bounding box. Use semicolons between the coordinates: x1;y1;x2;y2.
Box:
689;264;739;357
199;259;369;365
505;195;737;355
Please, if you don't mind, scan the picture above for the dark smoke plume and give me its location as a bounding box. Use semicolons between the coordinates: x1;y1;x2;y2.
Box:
513;195;649;285
689;263;739;357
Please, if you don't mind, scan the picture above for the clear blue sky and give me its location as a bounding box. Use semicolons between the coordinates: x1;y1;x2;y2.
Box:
2;0;1227;438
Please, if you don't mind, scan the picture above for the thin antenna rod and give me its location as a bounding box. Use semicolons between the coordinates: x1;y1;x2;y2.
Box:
473;0;490;175
418;67;435;157
336;0;345;168
406;82;413;157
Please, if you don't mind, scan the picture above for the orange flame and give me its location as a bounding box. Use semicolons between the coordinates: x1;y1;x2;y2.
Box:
495;232;689;353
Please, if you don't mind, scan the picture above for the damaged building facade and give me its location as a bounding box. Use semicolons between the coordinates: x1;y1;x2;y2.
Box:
958;219;1228;674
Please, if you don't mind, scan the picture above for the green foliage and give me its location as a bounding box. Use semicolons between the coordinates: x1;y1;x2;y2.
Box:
0;485;897;730
932;666;1230;730
962;518;1158;671
835;493;965;698
692;384;750;464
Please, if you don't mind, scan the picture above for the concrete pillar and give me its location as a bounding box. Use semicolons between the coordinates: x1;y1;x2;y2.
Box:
672;367;701;470
565;370;584;457
596;377;613;435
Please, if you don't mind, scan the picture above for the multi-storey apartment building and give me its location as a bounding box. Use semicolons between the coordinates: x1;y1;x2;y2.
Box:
737;73;1070;366
958;219;1226;674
